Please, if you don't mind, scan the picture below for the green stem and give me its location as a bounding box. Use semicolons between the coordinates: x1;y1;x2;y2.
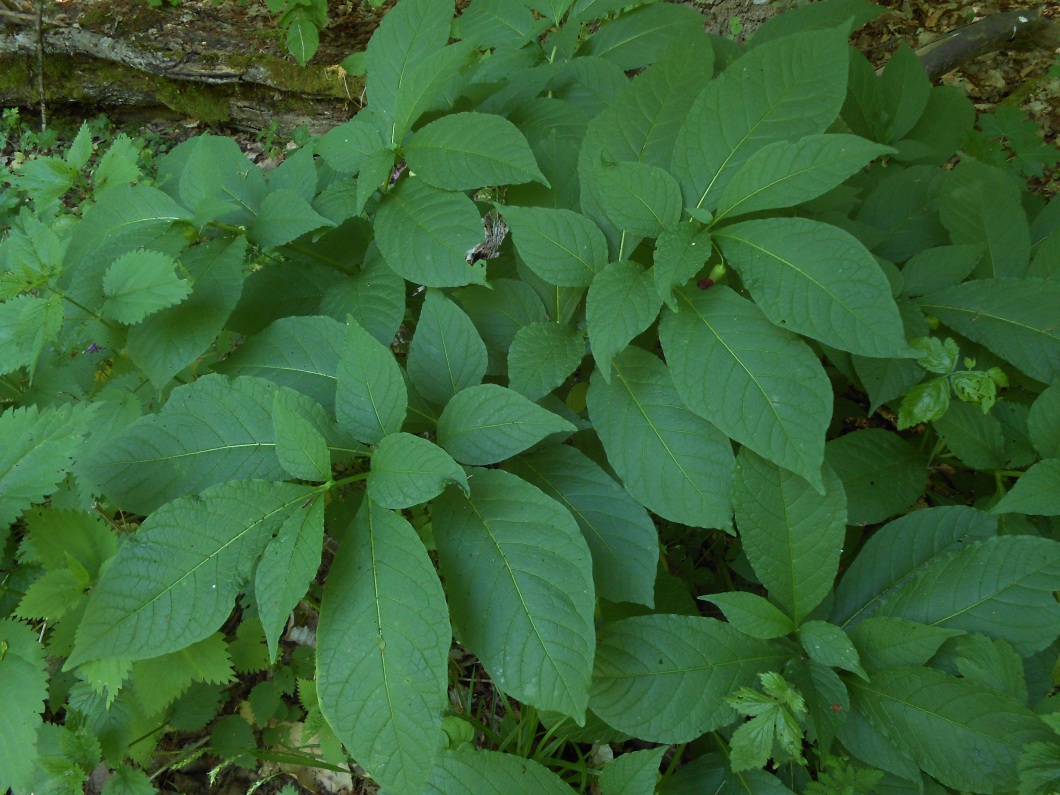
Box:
328;471;370;489
995;469;1025;478
280;243;357;275
662;743;687;779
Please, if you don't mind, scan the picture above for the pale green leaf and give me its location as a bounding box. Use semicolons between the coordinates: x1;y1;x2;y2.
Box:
733;449;846;622
408;289;488;406
599;747;667;795
0;293;63;377
1028;381;1060;459
100;764;156;795
425;749;572;795
652;223;711;311
286;12;319;66
67;480;311;666
272;395;331;481
250;189;333;248
799;620;867;679
699;592;797;640
131;632;234;716
507;321;584;401
590;614;788;743
336;318;407;445
0;619;47;794
368;432;468;509
437;384;575;466
101;249;191;325
434;469;595;719
317;499;450;793
15;156;75;204
23;507;116;578
993;459;1060;516
825;429;926;525
503;444;657;607
715;218;910;357
500;204;606;287
586;345;735;530
850;617;963;673
660;286;831;490
591;161;682;237
16;566;88;620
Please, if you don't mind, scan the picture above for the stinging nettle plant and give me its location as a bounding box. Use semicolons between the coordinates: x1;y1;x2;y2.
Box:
2;0;1060;792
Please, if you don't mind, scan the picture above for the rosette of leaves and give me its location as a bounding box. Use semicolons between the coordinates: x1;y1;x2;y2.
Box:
1;0;1059;792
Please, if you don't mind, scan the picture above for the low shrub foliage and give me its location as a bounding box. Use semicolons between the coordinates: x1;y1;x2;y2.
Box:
2;0;1060;792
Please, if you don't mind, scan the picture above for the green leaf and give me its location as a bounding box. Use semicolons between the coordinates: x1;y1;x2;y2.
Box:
503;444;657;607
1028;381;1060;459
586;346;735;529
715;135;894;222
824;429;926;525
848;666;1054;793
500;204;607;287
897;377;950;430
425;749;573;795
156;134;264;228
255;495;324;662
577;2;704;70
368;432;468;509
286;11;319;66
23;507;116;578
1018;741;1060;795
0;619;47;794
272;395;331;481
457;0;549;48
0;293;63;377
899;244;982;298
955;634;1027;703
799;621;867;679
750;0;884;45
437;384;575;466
785;658;848;757
587;261;661;382
316;118;384;175
101;249;191;325
933;400;1005;470
100;764;156;795
408;289;488;406
127;235;245;388
733;449;847;623
68;480;310;667
456;278;547;375
993;459;1060;516
317;498;450;793
375;178;487;287
320;243;406;348
390;41;476;143
131;632;235;716
917;279;1060;385
716;218;910;357
589;614;788;743
855;165;948;263
65;121;94;170
591;161;682;237
652;223;711;311
507;321;584;401
850;617;963;673
699;592;797;640
878;45;930;142
405;113;548;191
15;156;75;204
660;286;831;491
434;469;595;719
876;535;1060;655
16;565;89;620
599;747;667;795
674;26;850;212
336;318;407;445
250;189;333;248
832;505;997;629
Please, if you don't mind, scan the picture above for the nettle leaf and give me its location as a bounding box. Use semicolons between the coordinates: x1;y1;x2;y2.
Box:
592;161;682;237
850;617;963;673
917;279;1060;385
405;112;548;191
848;666;1054;793
714;135;894;222
587;260;662;381
876;535;1060;655
434;469;595;719
437;384;575;466
368;432;468;509
660;286;831;491
653;223;711;311
250;189;333;248
68;480;310;667
1027;381;1060;459
408;289;488;406
507;321;584;401
590;614;788;743
317;498;450;793
798;621;867;679
0;293;63;377
503;444;657;607
131;632;235;716
500;204;607;287
832;505;997;629
375;178;487;287
100;249;190;325
255;494;324;661
336;318;407;445
993;459;1060;516
213;315;345;413
586;345;735;530
0;619;48;794
699;593;797;640
673;25;850;212
715;218;910;358
733;449;847;623
824;429;926;525
425;749;572;795
272;394;331;481
599;747;667;795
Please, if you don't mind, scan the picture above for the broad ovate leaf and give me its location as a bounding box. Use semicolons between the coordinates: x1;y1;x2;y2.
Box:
433;469;595;720
368;432;468;509
591;161;682;237
407;289;488;406
271;395;331;482
249;189;333;248
699;592;797;640
317;498;450;794
825;429;926;525
336;318;407;445
599;747;668;795
507;321;584;401
586;260;662;382
500;204;606;287
992;459;1060;516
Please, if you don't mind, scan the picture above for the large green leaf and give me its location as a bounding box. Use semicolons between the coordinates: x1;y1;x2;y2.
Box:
933;400;1005;471
425;749;572;795
500;204;607;287
390;41;476;143
68;480;310;667
433;469;595;719
876;535;1060;655
824;429;926;525
405;112;548;191
317;498;450;794
0;619;47;794
590;615;788;743
586;346;735;530
917;279;1060;385
457;0;550;48
599;747;668;795
507;321;584;401
507;97;587;210
992;458;1060;516
715;218;909;357
249;189;333;248
375;178;487;287
591;161;682;237
848;666;1054;793
577;2;704;70
336;318;407;445
652;224;711;311
437;384;575;465
673;26;850;212
832;505;997;629
315;117;384;175
156;134;265;227
272;396;331;481
408;289;488;406
849;617;963;673
659;286;831;491
368;432;468;509
503;444;657;607
733;449;847;623
587;260;662;382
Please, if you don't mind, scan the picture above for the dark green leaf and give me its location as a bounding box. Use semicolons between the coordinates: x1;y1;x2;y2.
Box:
992;459;1060;516
408;289;488;406
507;321;584;401
501;204;606;287
825;429;926;525
336;318;407;445
368;432;468;509
587;261;662;382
